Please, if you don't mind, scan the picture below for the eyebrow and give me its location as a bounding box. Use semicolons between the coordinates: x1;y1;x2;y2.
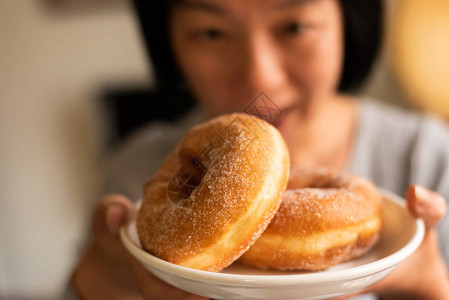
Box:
275;0;319;9
176;1;229;16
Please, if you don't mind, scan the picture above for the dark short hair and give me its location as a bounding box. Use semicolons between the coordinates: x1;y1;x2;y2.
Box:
132;0;383;92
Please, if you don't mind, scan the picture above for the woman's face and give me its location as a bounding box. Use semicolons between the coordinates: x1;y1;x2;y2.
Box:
170;0;344;123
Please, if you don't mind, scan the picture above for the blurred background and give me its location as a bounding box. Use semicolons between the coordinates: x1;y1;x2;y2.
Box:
0;0;448;299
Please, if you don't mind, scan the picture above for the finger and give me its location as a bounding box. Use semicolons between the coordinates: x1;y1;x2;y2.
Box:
406;185;447;229
91;196;208;299
92;194;133;236
90;195;209;299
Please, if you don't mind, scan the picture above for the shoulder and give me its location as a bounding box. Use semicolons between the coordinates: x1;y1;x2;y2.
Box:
101;107;205;199
359;99;449;151
359;99;423;138
407;109;449;194
355;99;449;266
351;98;449;195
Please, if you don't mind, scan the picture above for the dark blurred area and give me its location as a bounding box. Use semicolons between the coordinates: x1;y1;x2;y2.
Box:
41;0;126;14
102;87;196;147
102;0;197;147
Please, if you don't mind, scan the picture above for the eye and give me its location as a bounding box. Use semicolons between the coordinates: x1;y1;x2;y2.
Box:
196;28;225;41
283;22;308;35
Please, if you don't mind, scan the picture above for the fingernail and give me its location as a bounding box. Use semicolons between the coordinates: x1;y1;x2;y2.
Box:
410;186;426;215
414;185;427;204
106;204;125;234
415;185;433;212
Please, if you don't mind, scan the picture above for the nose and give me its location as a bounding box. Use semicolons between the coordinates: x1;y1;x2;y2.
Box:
240;32;289;99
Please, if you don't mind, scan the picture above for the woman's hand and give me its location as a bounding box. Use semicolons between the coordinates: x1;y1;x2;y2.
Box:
336;185;449;299
71;194;208;300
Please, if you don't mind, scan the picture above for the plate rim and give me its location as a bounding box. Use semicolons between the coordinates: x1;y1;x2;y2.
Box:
120;188;425;286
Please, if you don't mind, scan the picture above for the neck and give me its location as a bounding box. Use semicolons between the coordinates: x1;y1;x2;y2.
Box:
278;94;358;170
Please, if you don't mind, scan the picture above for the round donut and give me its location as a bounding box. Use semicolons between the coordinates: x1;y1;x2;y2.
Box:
137;113;290;271
239;167;382;270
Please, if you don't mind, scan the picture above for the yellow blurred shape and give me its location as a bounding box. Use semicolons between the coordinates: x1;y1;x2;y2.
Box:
390;0;449;119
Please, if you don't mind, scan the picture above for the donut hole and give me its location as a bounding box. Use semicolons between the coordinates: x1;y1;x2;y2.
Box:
287;172;347;190
309;181;342;189
167;156;206;205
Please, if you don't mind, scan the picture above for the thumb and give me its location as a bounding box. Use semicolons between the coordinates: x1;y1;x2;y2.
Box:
92;194;134;236
406;185;446;229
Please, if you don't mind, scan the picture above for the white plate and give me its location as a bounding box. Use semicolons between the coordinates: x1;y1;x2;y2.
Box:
120;189;424;299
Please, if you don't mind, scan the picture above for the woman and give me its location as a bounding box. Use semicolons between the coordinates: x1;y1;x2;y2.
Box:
70;0;449;298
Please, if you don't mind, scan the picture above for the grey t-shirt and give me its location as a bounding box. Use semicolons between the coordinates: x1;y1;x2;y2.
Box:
99;98;449;298
347;100;449;266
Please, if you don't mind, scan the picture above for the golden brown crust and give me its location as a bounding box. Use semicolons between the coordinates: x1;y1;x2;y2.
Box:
137;113;290;271
239;167;382;270
239;231;380;271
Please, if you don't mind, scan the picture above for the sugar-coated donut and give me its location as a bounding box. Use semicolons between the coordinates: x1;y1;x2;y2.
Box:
137;113;290;271
239;167;382;270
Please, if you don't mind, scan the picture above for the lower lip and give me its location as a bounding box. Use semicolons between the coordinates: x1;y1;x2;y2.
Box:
272;113;287;129
272;105;295;129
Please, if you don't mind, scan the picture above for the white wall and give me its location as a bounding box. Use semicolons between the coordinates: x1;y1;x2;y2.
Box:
0;1;150;298
0;0;407;299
